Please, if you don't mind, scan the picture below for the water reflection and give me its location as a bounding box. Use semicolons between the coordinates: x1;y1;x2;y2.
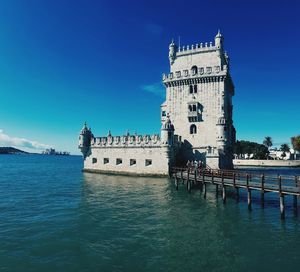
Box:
78;172;300;271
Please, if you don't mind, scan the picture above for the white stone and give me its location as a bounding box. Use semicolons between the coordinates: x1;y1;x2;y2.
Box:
79;31;236;175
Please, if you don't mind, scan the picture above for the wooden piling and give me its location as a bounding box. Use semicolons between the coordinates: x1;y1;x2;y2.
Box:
294;176;298;216
261;174;265;208
187;169;190;192
222;172;226;204
181;170;184;184
203;182;207;198
279;175;285;219
175;176;179;190
247;174;251;210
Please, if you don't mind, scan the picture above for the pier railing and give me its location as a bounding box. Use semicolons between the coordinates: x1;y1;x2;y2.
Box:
171;166;300;219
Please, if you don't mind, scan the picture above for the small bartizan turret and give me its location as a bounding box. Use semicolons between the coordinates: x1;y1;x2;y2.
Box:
161;115;175;145
169;39;177;65
215;29;224;50
79;122;93;158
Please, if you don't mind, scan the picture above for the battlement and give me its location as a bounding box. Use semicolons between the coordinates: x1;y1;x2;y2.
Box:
91;133;162;148
176;41;218;56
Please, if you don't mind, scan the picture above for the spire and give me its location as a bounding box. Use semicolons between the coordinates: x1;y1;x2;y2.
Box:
216;29;222;38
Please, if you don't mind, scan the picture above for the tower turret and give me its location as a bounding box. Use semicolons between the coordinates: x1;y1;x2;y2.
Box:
161;115;175;145
215;30;224;50
169;39;177;65
78;122;93;158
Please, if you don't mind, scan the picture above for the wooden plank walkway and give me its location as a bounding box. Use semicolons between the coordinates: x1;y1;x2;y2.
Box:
172;167;300;219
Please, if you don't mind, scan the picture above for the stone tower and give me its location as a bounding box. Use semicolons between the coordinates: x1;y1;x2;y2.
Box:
161;31;235;169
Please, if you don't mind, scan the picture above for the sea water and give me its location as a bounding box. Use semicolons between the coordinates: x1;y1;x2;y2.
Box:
0;155;300;272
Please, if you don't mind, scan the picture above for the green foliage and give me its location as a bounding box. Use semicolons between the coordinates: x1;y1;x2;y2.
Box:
291;135;300;152
234;140;269;159
280;143;290;153
263;136;273;148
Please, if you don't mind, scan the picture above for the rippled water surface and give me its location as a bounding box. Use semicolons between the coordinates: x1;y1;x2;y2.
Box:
0;155;300;272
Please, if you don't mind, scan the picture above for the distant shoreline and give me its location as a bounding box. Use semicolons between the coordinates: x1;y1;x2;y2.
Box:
234;159;300;168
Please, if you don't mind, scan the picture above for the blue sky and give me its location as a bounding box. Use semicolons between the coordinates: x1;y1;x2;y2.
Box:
0;0;299;154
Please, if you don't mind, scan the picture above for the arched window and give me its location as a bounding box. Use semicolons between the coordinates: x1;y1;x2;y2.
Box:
191;66;198;75
190;124;197;134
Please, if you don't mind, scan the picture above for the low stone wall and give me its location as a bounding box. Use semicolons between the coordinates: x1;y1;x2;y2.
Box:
83;145;173;176
233;159;300;168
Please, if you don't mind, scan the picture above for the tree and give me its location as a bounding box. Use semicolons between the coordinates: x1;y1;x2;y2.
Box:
280;143;290;153
291;135;300;152
280;144;289;160
234;140;269;159
263;136;273;149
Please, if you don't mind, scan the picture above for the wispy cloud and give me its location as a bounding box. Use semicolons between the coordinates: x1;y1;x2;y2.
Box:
0;129;51;150
141;82;165;97
145;23;163;36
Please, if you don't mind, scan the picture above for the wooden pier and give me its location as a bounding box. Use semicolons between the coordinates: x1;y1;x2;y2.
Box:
172;166;300;219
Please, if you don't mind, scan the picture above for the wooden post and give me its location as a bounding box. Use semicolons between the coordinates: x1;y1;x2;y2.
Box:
187;169;190;191
222;172;226;204
203;182;207;198
279;175;285;220
233;173;236;187
181;169;184;184
175;176;179;190
194;169;197;185
247;190;252;211
280;194;285;220
247;174;251;210
187;180;191;193
294;176;298;216
261;174;265;208
216;184;219;197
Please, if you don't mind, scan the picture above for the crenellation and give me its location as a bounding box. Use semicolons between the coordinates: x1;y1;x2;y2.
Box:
91;133;162;148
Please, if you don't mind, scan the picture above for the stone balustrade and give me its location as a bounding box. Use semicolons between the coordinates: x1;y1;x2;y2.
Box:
162;65;227;83
91;134;162;148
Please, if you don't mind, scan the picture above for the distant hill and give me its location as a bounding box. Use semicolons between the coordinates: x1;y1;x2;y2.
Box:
0;147;28;154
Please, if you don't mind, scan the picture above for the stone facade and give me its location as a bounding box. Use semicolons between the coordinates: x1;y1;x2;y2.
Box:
79;31;235;175
162;30;235;169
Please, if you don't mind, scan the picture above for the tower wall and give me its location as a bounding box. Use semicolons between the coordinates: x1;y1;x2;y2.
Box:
162;33;235;169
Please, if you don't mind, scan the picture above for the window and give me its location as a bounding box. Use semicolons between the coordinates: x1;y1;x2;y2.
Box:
92;158;97;164
192;105;197;112
116;158;122;165
194;85;197;93
162;111;166;117
145;159;152;166
130;159;136;166
191;66;198;75
189;85;197;94
104;158;109;164
190;124;197;134
189;105;192;112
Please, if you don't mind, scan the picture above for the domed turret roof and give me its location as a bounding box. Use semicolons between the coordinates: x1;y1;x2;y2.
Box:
215;29;223;38
80;122;89;133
